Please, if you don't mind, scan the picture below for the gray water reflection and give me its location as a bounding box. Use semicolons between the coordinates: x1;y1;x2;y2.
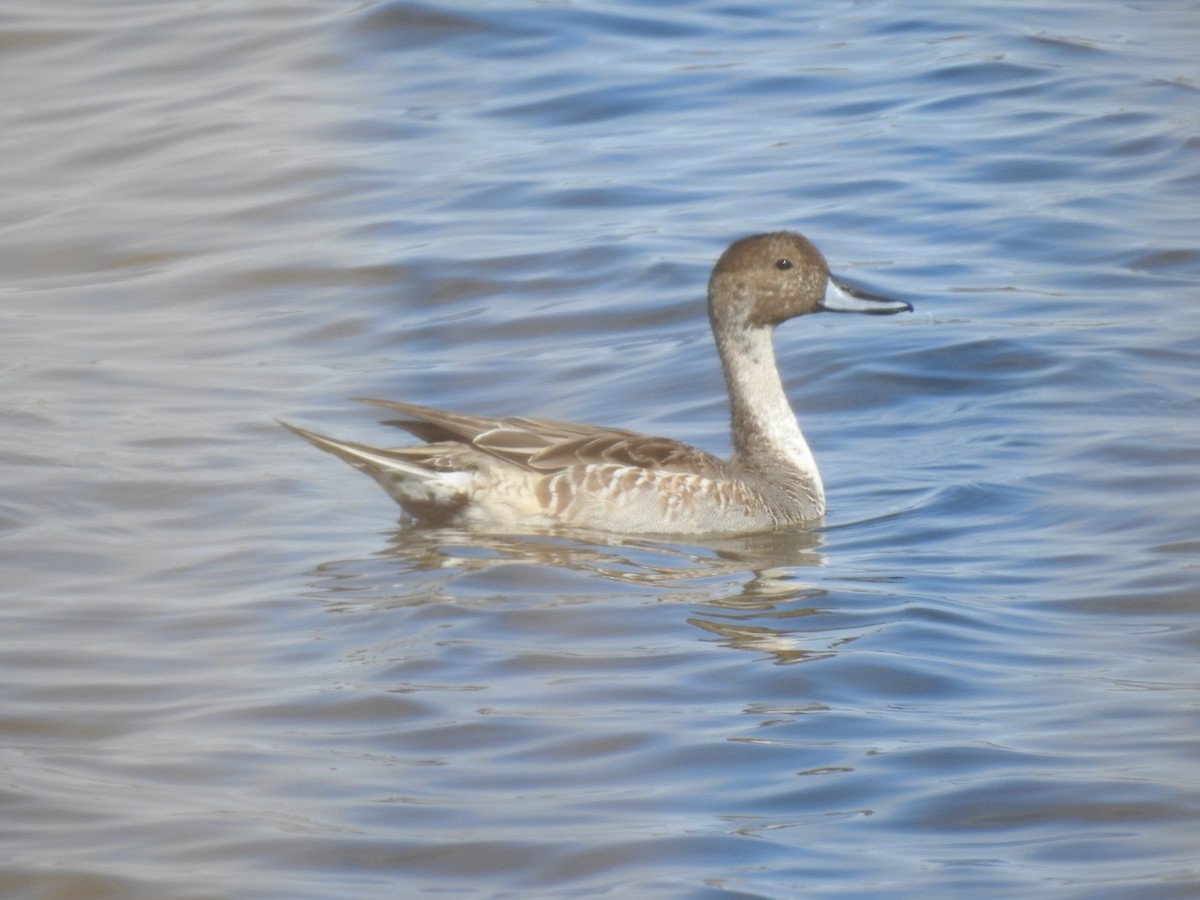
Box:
309;527;851;665
312;526;824;603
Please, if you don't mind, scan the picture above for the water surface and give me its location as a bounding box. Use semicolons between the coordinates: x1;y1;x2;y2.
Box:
3;1;1200;897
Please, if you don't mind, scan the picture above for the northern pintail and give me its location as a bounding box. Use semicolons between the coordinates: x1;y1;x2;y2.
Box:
283;232;911;534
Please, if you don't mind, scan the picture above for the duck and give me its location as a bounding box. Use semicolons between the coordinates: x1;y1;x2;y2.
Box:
282;231;912;535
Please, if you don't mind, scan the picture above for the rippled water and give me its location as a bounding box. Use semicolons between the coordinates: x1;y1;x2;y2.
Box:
4;1;1200;897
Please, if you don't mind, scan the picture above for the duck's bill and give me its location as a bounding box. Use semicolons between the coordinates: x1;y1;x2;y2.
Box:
820;277;913;315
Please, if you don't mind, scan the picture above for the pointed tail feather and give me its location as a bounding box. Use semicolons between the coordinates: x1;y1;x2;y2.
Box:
279;419;477;522
277;420;434;480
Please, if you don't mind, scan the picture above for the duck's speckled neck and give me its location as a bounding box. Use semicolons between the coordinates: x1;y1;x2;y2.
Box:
712;313;825;515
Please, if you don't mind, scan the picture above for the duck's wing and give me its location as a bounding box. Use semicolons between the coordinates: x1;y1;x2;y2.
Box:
356;398;730;478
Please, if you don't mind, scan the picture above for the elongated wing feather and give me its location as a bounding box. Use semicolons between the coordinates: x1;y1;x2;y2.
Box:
354;397;729;478
355;399;510;442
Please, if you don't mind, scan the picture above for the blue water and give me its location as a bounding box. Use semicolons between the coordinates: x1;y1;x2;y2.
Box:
3;1;1199;897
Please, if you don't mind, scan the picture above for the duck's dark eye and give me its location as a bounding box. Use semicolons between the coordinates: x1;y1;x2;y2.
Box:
775;258;793;270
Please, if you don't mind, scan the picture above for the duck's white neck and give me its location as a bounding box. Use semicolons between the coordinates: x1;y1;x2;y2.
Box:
714;323;825;508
